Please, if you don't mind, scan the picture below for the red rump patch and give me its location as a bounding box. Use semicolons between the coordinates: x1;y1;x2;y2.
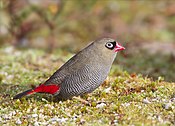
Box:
27;84;60;95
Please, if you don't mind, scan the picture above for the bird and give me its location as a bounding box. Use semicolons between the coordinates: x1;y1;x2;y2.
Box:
13;38;125;100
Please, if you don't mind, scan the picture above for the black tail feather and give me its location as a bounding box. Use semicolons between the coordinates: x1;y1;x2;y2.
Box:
13;89;33;99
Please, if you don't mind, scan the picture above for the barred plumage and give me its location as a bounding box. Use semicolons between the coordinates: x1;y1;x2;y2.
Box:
13;38;125;100
58;64;106;99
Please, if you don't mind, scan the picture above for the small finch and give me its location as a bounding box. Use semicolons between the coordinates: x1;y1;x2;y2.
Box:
13;38;125;100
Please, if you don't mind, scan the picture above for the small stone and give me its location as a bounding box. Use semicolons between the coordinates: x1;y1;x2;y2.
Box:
34;121;39;126
104;87;111;93
16;119;22;125
121;103;130;107
157;116;163;123
49;117;67;123
162;99;166;102
151;98;158;102
141;90;145;93
138;106;142;109
32;114;38;118
113;119;118;124
33;108;38;112
143;98;151;104
3;114;11;120
164;103;172;110
96;103;106;108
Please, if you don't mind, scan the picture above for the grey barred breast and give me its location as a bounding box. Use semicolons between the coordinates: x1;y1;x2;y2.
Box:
58;64;109;99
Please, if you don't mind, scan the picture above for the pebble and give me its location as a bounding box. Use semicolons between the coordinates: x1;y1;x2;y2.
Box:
49;117;68;123
143;98;151;104
9;111;16;116
121;103;130;107
141;90;145;93
32;114;38;118
96;103;106;108
104;87;111;93
157;116;163;123
3;114;11;120
113;119;118;124
34;121;39;126
138;105;142;109
16;119;22;125
164;103;172;110
151;98;158;102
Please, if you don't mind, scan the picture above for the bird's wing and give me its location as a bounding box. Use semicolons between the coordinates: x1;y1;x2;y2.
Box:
60;64;103;96
44;51;88;85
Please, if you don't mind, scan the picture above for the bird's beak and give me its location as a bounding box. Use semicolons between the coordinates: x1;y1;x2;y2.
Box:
114;43;125;52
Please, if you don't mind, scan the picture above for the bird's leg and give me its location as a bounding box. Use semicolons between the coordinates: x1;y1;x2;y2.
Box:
73;96;90;105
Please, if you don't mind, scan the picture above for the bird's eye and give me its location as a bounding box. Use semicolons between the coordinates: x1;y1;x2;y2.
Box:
105;42;115;49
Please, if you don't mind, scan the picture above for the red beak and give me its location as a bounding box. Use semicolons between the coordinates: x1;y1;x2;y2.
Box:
114;43;125;52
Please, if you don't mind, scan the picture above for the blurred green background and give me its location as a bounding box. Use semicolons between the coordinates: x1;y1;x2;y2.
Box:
0;0;175;81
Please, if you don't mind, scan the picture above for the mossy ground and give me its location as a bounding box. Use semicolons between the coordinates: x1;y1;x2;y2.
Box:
0;46;174;125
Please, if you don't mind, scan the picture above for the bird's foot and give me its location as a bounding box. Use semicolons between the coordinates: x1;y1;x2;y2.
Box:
73;96;90;106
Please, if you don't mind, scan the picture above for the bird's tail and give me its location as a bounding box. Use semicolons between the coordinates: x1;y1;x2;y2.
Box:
13;89;34;99
13;84;60;99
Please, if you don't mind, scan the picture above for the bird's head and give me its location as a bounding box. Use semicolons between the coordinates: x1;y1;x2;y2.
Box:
104;39;125;52
88;38;125;62
93;38;125;53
